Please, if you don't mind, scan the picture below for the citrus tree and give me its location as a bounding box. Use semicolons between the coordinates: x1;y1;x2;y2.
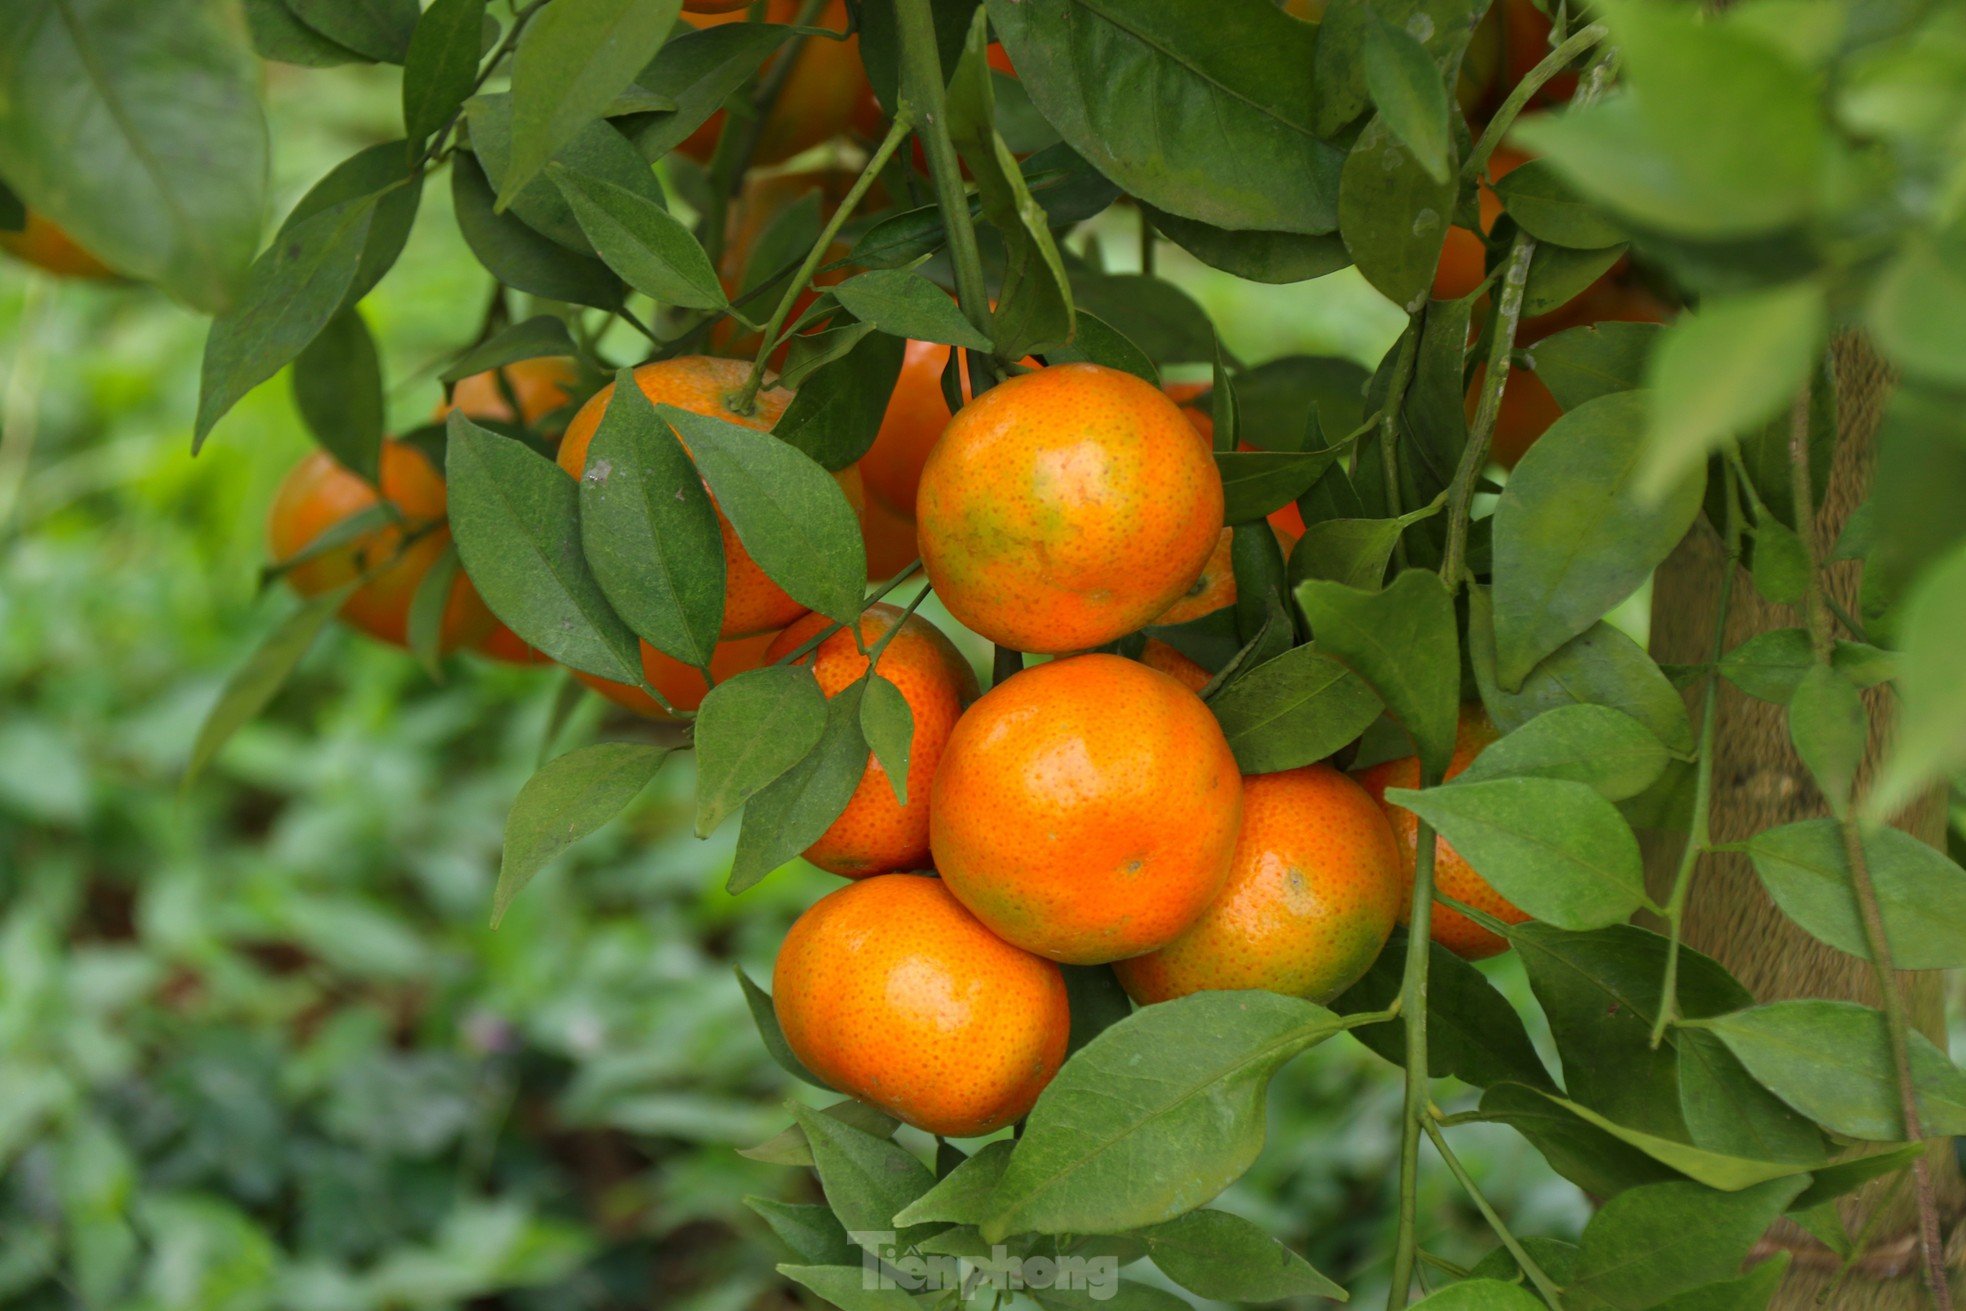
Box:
3;0;1963;1308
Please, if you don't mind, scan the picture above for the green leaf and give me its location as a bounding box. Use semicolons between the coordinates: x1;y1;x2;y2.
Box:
1333;929;1555;1090
660;405;867;624
452;152;623;308
1407;1281;1545;1310
1046;312;1159;384
468;95;666;255
1298;569;1459;779
1490;390;1705;690
1476;1082;1678;1200
892;1140;1013;1227
1527;322;1664;412
1450;705;1671;801
1748;518;1810;607
860;673;915;808
551;163;727;310
0;0;268;312
746;1199;859;1267
981;991;1348;1240
280;141;425;307
444;413;642;682
184;585;353;786
1744;819;1966;970
778;1265;923;1311
1070;274;1219;365
831;270;992;352
1387;778;1647;930
577;371;725;669
286;0;417;63
1494;160;1628;249
1873;536;1966;815
1868;224;1966;388
1645;1259;1788;1311
1715;627;1895;705
1206;645;1383;774
1062;964;1133;1058
692;665;830;837
1511;0;1824;238
735;967;826;1089
1361;10;1451;183
291;307;385;484
1143;206;1352;285
493;743;668;926
773;332;908;471
245;0;366;67
738;1098;899;1166
406;542;462;680
402;0;487;142
1786;1143;1928;1212
1637;283;1827;500
1787;664;1864;811
986;0;1340;235
1689;1001;1966;1141
1677;1028;1827;1167
1339;115;1458;312
501;0;682;205
629;22;796;159
1289;518;1404;591
195;197;378;449
1568;1177;1807;1310
1217;448;1341;524
1522;243;1628;319
441;316;583;384
789;1102;937;1252
729;683;869;893
1135;1209;1345;1303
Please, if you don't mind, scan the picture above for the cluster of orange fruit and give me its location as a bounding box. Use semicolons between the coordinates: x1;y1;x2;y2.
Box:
263;348;1530;1140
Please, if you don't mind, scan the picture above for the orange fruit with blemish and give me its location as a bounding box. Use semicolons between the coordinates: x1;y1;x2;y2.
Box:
267;441;494;651
764;604;978;877
575;630;777;719
438;357;581;433
773;873;1069;1137
676;2;880;165
1138;638;1210;694
917;364;1224;653
1114;765;1402;1004
931;653;1243;964
557;356;812;639
1354;707;1529;960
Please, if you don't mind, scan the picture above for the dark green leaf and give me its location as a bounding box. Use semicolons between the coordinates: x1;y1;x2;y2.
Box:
1490;390;1705;689
1298;569;1459;778
440;316;583;384
1476;1082;1678;1199
735;967;826;1089
1407;1282;1545;1310
185;585;353;785
1361;10;1451;183
1745;819;1966;970
773;331;908;471
1144;206;1352;285
746;1199;858;1267
494;743;668;925
468;95;666;255
1568;1178;1806;1310
892;1140;1012;1227
552;163;726;310
280;141;425;306
629;23;796;160
406;542;462;680
1046;313;1159;384
729;684;869;893
832;270;992;352
1645;1258;1787;1311
444;413;642;682
1339;116;1458;312
1522;242;1627;318
1288;518;1403;591
660;405;866;624
1069;275;1218;366
403;0;487;142
790;1101;937;1251
1714;627;1894;705
1527;322;1664;412
1495;160;1628;249
693;665;830;837
1062;964;1133;1058
286;0;417;63
1450;705;1671;801
245;0;367;66
778;1266;928;1311
1136;1209;1344;1303
1217;448;1341;524
738;1098;899;1166
1786;1144;1927;1212
292;307;385;483
453;152;623;308
578;371;725;668
1206;644;1382;773
860;673;915;807
1787;664;1863;811
982;992;1348;1240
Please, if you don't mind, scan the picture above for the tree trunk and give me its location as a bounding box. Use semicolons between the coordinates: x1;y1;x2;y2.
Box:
1645;340;1962;1307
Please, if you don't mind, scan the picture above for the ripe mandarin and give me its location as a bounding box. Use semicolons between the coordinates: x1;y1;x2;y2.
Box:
917;364;1224;653
1354;708;1529;959
557;357;810;639
1137;638;1210;694
931;653;1242;965
438;357;580;432
774;873;1070;1137
1115;766;1401;1004
764;605;979;877
267;441;493;650
860;339;1034;520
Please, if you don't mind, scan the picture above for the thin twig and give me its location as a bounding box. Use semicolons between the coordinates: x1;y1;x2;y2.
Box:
1440;233;1534;591
1424;1114;1566;1306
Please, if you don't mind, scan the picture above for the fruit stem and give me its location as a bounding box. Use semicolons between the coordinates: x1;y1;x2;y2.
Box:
1648;460;1739;1048
893;0;996;358
728;111;916;416
1439;231;1534;592
1385;774;1443;1310
1423;1114;1566;1306
771;558;925;668
1787;379;1954;1311
1462;21;1608;182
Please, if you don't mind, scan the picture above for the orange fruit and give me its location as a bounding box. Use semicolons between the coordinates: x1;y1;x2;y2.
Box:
438;357;580;432
857;489;919;581
1138;638;1210;694
1114;765;1402;1004
557;356;811;639
0;211;117;280
774;873;1070;1137
860;339;973;519
1163;379;1306;538
1153;522;1300;626
677;2;880;166
917;364;1224;653
931;653;1243;964
576;630;778;719
267;441;494;650
764;605;978;876
472;622;550;666
1354;708;1529;960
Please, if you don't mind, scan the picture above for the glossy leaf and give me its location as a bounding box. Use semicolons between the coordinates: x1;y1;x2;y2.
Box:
772;331;908;471
1047;313;1158;384
693;665;830;838
1218;448;1342;525
832;270;992;352
494;743;668;926
1206;644;1382;774
552;164;725;310
1745;819;1966;970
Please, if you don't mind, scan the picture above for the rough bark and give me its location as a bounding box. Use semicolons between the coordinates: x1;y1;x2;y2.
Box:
1645;340;1962;1307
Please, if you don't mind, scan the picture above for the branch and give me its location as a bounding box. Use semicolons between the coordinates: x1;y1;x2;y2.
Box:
1440;232;1534;590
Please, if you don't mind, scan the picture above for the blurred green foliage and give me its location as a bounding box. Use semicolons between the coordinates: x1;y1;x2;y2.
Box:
0;57;1574;1311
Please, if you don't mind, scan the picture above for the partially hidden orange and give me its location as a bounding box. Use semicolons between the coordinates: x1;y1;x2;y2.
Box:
917;364;1225;653
764;605;979;877
774;873;1070;1137
1137;638;1211;694
1115;765;1402;1004
676;3;880;166
931;653;1243;964
576;630;777;719
1163;379;1306;538
438;357;581;433
0;211;117;280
